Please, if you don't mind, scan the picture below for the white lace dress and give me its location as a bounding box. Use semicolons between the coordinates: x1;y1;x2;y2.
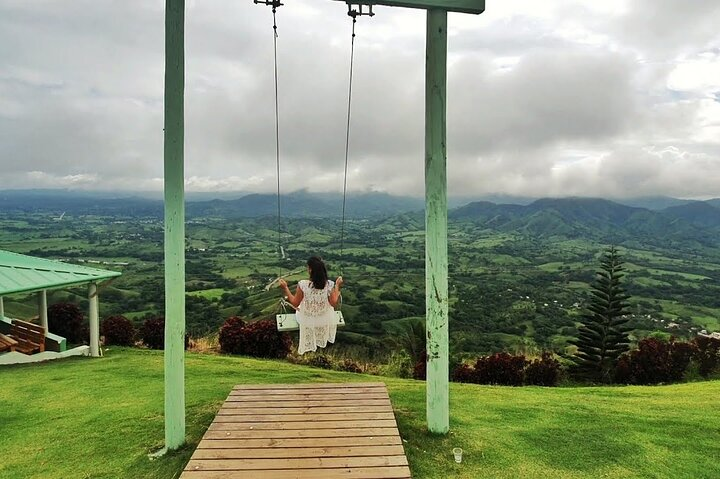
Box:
296;279;337;355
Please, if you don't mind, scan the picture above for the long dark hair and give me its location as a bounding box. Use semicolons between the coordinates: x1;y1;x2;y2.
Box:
307;256;329;290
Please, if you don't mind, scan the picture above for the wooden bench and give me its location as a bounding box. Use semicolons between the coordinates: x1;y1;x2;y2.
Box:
0;333;18;353
9;319;45;355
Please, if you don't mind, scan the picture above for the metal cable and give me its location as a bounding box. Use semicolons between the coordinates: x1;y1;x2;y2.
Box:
339;17;357;276
272;7;282;275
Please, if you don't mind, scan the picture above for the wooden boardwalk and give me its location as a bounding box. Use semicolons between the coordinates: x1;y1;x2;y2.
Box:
180;382;411;478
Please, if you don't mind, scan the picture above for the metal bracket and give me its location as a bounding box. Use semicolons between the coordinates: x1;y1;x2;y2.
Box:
254;0;283;8
347;3;375;17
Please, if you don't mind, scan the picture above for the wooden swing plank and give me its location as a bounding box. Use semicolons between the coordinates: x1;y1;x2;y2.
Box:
217;406;392;414
191;445;407;459
180;383;411;478
220;399;392;408
227;393;394;403
185;455;408;471
208;420;399;431
196;436;402;449
333;0;484;14
232;382;383;390
181;467;411;479
214;412;396;421
202;427;400;439
276;311;345;331
228;386;387;396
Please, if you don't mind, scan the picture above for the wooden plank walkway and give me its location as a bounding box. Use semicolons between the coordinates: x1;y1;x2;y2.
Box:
180;382;412;479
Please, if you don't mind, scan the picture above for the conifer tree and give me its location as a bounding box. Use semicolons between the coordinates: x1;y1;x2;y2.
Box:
572;246;632;382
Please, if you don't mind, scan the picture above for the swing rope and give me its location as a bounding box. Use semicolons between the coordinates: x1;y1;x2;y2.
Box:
339;15;357;276
259;2;371;287
272;5;283;273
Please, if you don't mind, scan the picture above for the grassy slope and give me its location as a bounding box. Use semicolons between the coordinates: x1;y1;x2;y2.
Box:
0;349;718;479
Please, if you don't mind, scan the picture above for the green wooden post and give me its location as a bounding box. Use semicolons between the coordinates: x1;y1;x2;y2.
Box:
37;290;48;333
88;283;100;357
163;0;186;451
425;8;449;434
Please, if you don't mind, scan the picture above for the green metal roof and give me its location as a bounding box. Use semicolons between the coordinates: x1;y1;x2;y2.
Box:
0;250;122;296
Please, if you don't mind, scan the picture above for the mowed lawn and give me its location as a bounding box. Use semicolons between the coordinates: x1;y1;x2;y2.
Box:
0;349;718;479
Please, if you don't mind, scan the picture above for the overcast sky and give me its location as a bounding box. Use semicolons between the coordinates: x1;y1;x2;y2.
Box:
1;0;719;198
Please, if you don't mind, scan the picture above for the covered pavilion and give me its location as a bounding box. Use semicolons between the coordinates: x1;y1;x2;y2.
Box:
0;250;121;365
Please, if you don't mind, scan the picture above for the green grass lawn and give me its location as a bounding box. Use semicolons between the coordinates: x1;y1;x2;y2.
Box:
1;349;719;479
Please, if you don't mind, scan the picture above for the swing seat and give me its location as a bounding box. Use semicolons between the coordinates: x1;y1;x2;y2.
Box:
276;311;346;332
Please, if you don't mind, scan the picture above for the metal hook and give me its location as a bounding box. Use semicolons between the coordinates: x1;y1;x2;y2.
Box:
347;3;375;18
254;0;283;9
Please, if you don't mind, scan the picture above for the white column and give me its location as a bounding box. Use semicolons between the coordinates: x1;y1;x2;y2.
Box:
88;283;100;357
0;296;4;318
38;290;48;333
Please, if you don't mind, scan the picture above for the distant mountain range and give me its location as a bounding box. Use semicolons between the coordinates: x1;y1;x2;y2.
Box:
2;190;720;244
0;190;425;218
451;197;720;244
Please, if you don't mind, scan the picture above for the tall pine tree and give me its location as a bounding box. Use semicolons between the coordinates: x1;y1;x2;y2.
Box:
572;246;632;383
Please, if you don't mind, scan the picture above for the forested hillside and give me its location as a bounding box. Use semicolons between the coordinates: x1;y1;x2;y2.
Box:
2;191;720;359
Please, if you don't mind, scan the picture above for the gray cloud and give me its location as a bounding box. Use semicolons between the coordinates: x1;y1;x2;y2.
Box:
0;0;719;198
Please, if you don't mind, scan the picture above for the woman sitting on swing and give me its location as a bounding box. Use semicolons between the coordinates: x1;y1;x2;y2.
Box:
279;256;344;355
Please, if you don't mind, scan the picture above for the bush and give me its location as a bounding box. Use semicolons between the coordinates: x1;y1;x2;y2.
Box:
692;335;720;378
306;354;334;369
218;316;247;354
615;337;695;385
413;350;427;380
139;316;190;350
219;318;291;359
382;351;414;379
140;316;165;350
101;315;136;346
451;363;475;383
337;358;363;373
473;352;528;386
240;319;291;359
48;303;87;344
525;352;562;386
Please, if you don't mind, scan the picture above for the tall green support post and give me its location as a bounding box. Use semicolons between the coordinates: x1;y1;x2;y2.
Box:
425;8;449;434
163;0;186;451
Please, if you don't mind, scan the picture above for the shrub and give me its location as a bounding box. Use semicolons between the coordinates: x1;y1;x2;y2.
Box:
237;319;291;359
692;335;720;378
337;358;363;374
614;355;633;384
139;316;190;350
307;354;334;369
615;337;694;385
218;317;290;359
451;363;475;383
525;352;562;387
48;302;88;344
382;351;414;379
473;352;527;386
140;316;165;350
413;350;427;380
101;315;136;346
218;316;247;354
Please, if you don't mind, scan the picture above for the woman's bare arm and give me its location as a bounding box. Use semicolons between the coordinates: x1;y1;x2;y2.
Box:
279;279;304;308
329;276;343;308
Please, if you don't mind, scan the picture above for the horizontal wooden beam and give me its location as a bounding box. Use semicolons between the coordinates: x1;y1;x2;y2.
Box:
336;0;485;15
